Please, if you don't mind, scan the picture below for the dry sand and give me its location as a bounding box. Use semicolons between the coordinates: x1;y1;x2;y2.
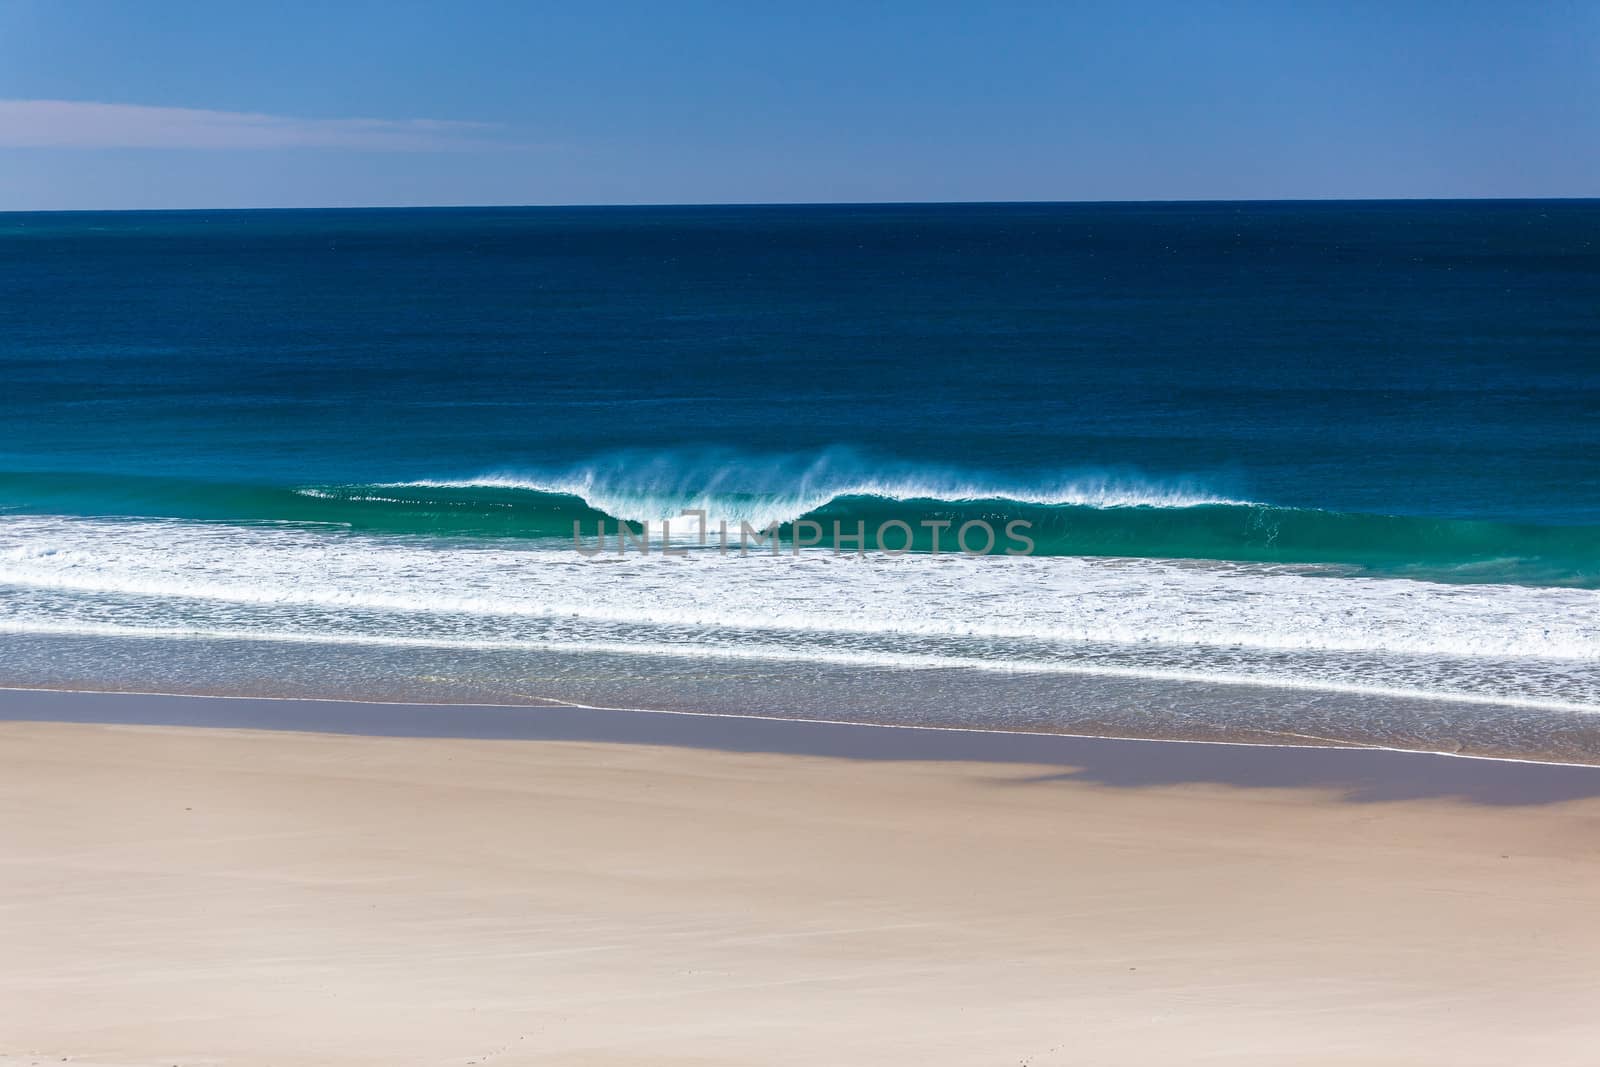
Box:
3;709;1600;1066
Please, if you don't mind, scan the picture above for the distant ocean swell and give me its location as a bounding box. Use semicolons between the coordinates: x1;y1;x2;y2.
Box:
2;462;1597;585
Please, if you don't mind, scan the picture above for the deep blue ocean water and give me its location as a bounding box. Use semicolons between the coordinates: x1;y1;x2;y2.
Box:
2;201;1597;758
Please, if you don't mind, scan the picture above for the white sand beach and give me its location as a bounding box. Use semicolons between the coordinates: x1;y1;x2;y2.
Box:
4;707;1600;1065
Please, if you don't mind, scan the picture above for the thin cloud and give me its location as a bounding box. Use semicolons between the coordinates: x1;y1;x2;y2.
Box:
0;99;501;150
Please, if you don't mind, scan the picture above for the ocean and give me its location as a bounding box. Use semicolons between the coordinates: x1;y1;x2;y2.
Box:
2;201;1597;760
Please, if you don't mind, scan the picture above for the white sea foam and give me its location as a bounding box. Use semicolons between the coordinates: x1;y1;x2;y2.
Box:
0;515;1593;658
1;514;1597;714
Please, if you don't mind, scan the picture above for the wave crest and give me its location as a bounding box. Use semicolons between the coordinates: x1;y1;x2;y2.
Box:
376;447;1246;528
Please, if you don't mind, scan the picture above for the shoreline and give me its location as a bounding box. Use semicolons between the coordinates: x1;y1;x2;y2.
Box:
9;679;1597;762
9;629;1599;765
5;684;1600;804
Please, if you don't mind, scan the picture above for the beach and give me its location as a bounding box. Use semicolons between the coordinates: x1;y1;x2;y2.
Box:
4;23;1598;1067
5;692;1600;1066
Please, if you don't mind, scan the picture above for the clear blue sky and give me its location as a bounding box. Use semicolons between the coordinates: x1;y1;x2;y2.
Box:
1;0;1595;209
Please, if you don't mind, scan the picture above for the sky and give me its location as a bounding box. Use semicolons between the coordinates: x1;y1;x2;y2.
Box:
0;0;1595;210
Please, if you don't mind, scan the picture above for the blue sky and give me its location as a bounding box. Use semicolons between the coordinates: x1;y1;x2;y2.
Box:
1;1;1595;209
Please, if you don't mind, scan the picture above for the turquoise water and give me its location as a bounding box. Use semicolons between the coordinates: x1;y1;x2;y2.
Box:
1;202;1597;754
1;465;1598;584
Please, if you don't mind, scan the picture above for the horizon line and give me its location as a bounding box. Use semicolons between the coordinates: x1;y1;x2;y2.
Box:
4;195;1598;216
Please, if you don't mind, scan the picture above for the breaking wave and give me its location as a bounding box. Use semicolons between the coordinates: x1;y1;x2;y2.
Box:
1;448;1597;585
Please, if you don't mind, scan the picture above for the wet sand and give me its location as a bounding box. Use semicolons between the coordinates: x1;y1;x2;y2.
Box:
4;690;1600;1065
